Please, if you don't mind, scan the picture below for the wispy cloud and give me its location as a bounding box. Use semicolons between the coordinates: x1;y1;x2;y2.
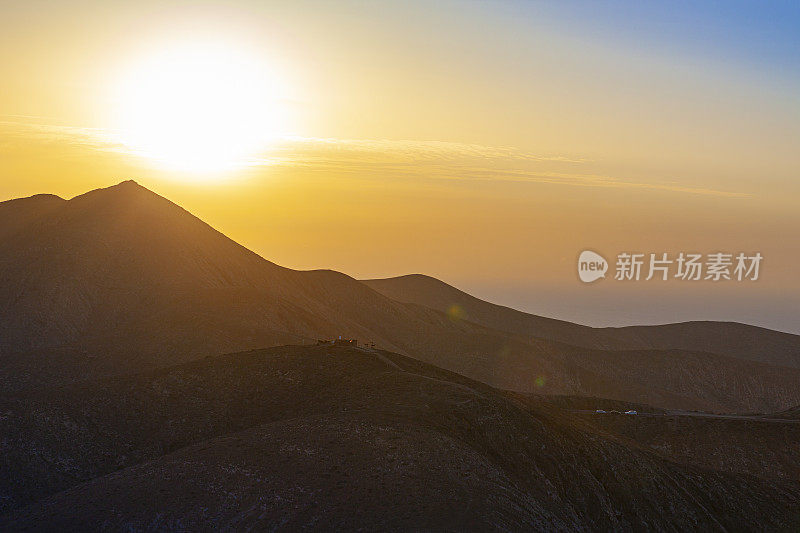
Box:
262;136;750;198
270;136;589;164
0;117;133;156
0;119;750;198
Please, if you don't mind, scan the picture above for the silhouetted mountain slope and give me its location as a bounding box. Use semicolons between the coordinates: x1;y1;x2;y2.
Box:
0;181;295;356
2;345;799;531
610;321;800;369
1;181;798;414
0;181;467;364
556;347;800;413
0;193;64;241
362;274;800;368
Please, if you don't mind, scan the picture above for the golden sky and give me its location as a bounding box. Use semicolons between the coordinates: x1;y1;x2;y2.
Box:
1;1;798;331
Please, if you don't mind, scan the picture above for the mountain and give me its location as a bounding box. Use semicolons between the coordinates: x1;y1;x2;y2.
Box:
2;344;799;530
0;181;469;366
0;193;65;241
362;274;800;368
3;182;800;529
2;181;799;413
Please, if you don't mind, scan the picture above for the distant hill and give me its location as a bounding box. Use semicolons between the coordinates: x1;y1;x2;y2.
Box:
1;181;799;413
2;345;798;530
362;274;800;368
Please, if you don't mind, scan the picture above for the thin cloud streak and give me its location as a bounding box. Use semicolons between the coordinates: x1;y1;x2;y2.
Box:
0;120;750;199
0;119;135;156
264;137;750;199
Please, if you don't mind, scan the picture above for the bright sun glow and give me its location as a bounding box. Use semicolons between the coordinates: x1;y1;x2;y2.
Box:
113;41;288;174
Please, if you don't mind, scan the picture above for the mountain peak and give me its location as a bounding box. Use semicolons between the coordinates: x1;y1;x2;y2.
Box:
0;193;66;241
90;179;147;195
0;193;64;208
67;180;165;208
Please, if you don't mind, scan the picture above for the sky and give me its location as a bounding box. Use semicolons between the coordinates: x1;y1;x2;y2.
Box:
1;0;799;332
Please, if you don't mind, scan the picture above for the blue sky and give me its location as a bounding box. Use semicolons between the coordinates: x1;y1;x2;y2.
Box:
514;0;800;81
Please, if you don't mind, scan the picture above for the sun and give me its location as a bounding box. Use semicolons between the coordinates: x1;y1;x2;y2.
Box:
112;41;288;174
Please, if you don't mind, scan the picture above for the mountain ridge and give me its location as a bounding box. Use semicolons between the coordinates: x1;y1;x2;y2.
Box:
362;273;800;368
2;181;799;413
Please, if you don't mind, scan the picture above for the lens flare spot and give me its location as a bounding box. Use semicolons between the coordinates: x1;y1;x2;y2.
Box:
447;304;467;322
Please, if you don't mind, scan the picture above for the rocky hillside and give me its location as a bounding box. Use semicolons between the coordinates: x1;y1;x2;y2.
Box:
2;345;799;531
575;410;800;481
